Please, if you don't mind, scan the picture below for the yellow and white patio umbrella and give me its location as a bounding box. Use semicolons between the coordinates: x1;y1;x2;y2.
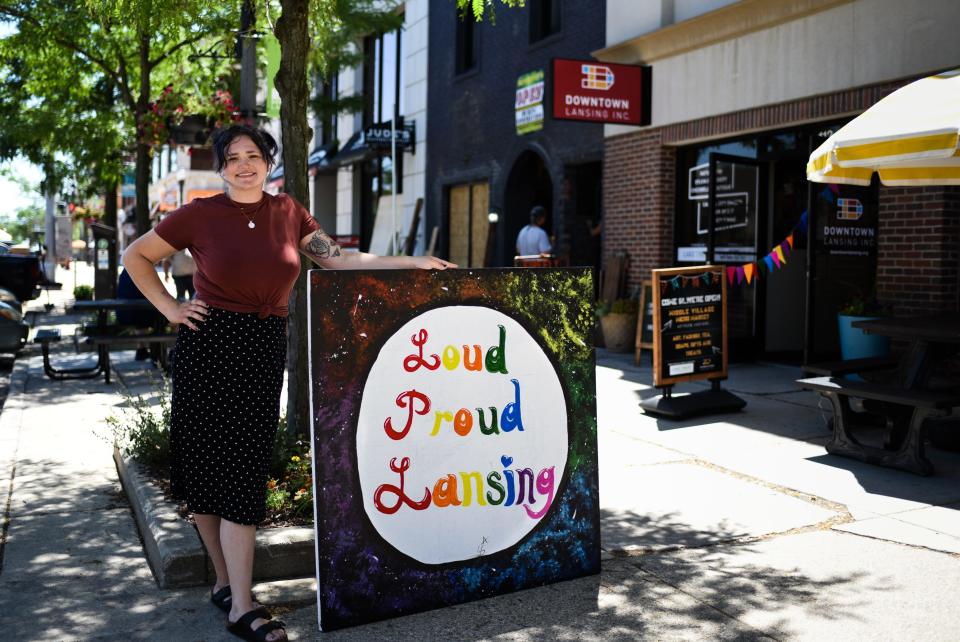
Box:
807;68;960;186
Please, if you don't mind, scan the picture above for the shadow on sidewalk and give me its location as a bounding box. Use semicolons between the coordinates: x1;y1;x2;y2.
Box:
599;510;883;640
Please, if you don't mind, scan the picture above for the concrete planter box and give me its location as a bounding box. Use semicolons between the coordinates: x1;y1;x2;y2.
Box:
113;448;315;588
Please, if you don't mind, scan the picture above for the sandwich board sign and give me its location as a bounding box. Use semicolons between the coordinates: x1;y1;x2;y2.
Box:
641;265;745;418
307;267;600;631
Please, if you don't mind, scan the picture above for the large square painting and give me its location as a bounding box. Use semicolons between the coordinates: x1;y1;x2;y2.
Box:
307;268;599;631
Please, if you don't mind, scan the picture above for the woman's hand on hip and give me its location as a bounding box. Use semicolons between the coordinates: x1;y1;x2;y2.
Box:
165;298;209;331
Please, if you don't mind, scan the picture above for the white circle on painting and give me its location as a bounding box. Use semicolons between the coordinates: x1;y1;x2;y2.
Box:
356;305;568;565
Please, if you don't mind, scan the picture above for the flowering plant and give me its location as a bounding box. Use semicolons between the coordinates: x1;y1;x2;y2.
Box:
138;85;186;148
265;439;313;519
209;89;238;129
138;85;241;149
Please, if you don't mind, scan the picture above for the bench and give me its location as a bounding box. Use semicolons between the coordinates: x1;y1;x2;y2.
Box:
798;376;960;475
35;327;176;384
34;328;104;381
86;333;177;384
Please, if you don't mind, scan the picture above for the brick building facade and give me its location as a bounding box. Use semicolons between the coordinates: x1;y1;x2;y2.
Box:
597;0;960;360
426;0;606;268
604;79;960;317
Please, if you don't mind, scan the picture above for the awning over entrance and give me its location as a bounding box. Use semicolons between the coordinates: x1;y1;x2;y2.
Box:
333;130;377;167
308;142;338;175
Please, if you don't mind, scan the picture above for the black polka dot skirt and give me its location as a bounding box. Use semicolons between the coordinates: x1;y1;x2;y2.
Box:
169;307;287;525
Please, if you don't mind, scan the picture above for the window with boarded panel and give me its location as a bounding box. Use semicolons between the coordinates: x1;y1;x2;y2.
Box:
447;181;491;268
448;184;471;267
470;183;489;268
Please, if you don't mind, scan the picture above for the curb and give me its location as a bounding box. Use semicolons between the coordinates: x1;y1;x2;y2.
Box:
114;448;208;588
113;449;316;588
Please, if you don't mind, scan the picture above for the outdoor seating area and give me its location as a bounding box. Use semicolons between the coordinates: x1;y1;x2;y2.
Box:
798;314;960;475
35;298;176;384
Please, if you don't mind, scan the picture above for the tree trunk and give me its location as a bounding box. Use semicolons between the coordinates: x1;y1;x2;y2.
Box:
276;0;313;439
134;33;151;236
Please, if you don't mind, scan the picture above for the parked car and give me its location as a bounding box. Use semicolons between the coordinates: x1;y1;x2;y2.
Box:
0;300;28;353
0;287;21;313
0;252;46;302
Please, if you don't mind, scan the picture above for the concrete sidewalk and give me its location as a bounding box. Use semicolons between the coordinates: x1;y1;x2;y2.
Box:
1;295;960;640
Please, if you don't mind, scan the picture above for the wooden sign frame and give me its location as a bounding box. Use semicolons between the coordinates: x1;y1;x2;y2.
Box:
651;265;728;387
633;280;653;364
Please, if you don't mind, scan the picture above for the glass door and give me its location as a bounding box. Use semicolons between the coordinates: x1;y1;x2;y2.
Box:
707;153;764;359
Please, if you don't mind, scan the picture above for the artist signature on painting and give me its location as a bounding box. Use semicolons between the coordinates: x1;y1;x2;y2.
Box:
477;536;488;557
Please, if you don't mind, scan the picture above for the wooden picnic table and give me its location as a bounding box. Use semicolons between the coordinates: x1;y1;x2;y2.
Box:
853;315;960;389
799;314;960;475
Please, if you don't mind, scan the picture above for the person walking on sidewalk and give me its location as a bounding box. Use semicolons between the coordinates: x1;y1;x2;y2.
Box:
162;248;197;300
122;124;455;642
515;205;553;256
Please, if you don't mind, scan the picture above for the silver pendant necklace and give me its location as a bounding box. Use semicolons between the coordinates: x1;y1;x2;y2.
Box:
233;196;264;229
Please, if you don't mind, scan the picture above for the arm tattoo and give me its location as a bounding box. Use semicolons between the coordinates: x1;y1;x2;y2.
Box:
306;230;342;258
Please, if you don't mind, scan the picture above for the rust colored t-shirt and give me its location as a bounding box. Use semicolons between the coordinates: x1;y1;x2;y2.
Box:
155;193;320;318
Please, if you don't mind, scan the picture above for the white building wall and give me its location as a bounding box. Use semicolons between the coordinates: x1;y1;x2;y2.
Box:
674;0;739;23
334;1;429;254
606;0;740;45
335;60;358;236
603;0;960;138
402;0;429;255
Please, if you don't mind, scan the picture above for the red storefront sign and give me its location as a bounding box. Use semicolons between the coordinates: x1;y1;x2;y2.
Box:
552;58;651;126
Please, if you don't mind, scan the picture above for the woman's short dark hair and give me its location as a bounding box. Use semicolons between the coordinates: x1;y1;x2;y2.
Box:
211;125;279;173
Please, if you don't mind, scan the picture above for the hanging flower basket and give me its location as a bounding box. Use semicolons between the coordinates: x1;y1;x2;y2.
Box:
138;85;241;149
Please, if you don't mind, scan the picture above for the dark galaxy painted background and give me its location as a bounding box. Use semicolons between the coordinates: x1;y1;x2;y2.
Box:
308;268;600;631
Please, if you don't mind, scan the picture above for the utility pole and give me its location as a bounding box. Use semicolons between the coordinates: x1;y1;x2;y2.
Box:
238;0;257;122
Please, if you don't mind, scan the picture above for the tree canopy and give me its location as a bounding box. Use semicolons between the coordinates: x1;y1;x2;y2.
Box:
0;0;238;232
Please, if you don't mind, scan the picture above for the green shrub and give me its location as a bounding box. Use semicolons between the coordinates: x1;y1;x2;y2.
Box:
104;376;312;523
105;375;171;473
73;285;94;300
838;294;892;316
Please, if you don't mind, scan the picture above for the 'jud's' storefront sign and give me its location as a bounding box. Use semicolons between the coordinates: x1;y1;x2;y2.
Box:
363;119;416;152
552;58;651;126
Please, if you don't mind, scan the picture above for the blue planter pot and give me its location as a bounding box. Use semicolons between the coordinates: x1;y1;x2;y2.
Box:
837;314;890;360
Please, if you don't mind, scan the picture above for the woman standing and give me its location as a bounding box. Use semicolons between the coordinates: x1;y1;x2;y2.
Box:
123;124;453;642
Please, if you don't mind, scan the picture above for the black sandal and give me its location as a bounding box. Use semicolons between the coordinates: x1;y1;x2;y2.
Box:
227;609;287;642
211;586;271;620
211;586;233;613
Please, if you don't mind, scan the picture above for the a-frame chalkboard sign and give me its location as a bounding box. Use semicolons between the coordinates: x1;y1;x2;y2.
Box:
633;280;653;364
640;265;745;418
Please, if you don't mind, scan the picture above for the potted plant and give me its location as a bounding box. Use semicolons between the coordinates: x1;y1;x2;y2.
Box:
597;298;639;352
837;294;891;360
73;285;93;301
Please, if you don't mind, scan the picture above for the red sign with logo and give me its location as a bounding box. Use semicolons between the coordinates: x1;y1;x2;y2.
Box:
552;58;651;126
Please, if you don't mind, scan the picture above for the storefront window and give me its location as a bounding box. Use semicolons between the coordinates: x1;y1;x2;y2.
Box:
366;26;405;125
455;11;478;74
675;122;880;361
675;140;758;265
